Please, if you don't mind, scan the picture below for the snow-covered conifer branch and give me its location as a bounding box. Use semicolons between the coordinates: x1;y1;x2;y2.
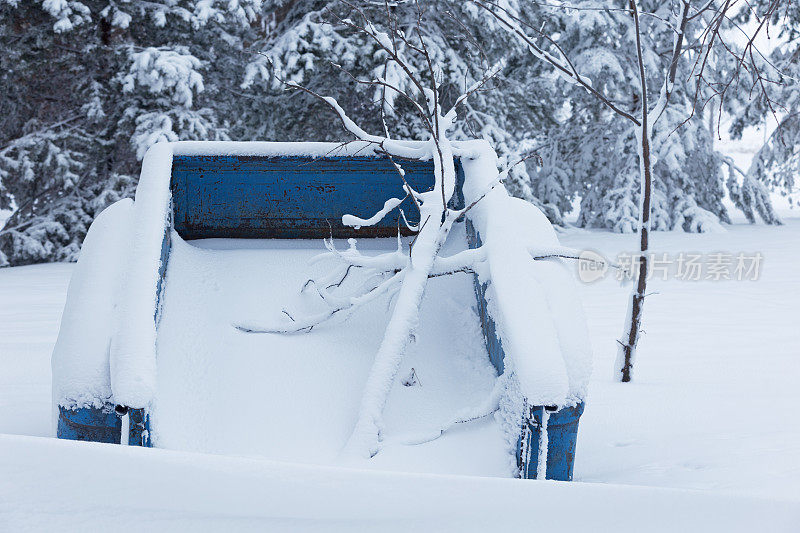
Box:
471;0;642;125
682;0;783;135
648;0;691;126
447;60;507;120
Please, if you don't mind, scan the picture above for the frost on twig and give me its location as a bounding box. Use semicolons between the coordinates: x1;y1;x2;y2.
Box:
401;367;421;387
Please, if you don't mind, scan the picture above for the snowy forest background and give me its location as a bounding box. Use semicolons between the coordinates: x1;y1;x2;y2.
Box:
0;0;797;267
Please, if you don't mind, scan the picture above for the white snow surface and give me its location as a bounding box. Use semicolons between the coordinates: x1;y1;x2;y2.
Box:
152;228;508;475
462;147;592;407
51;198;134;414
0;264;72;438
2;433;798;532
172;139;391;157
2;219;800;527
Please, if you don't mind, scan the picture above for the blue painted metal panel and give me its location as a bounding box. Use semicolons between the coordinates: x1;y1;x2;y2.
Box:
155;224;171;325
58;405;151;446
171;155;465;240
465;219;505;375
516;403;584;481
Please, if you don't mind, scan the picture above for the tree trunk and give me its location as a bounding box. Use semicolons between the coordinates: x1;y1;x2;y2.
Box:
616;0;652;383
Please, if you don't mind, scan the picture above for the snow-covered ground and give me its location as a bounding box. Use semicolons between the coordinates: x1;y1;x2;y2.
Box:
1;218;799;529
561;220;800;499
2;433;798;532
0;263;72;437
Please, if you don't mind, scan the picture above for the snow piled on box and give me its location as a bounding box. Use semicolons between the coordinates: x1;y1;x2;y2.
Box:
150;230;508;474
51;198;134;415
109;142;173;408
461;141;592;407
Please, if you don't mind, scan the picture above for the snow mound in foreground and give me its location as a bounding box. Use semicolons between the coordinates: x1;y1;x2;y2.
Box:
2;434;797;532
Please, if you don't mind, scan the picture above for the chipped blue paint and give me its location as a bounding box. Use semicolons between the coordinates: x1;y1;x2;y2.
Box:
170;155;465;240
516;403;584;481
155;224;171;325
57;405;150;446
465;219;505;375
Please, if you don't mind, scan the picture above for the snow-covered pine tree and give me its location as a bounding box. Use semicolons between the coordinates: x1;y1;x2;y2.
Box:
513;0;757;234
0;1;251;265
728;1;798;219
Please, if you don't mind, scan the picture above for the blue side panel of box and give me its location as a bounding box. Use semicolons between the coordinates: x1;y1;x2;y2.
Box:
516;404;584;481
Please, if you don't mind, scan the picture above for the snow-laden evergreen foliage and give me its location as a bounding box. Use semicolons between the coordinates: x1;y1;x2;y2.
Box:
0;0;553;265
0;0;241;265
517;0;746;233
729;2;799;218
0;0;791;265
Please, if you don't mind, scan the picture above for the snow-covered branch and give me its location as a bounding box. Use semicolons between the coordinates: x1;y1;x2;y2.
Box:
648;0;691;126
342;197;408;229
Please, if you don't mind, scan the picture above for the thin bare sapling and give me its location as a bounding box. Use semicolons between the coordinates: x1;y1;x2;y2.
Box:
474;0;781;382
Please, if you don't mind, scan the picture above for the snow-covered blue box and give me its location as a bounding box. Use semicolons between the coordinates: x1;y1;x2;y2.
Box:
53;141;589;481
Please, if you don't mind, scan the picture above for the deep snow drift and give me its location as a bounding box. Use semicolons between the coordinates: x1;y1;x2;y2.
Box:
2;433;797;532
152;227;509;475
